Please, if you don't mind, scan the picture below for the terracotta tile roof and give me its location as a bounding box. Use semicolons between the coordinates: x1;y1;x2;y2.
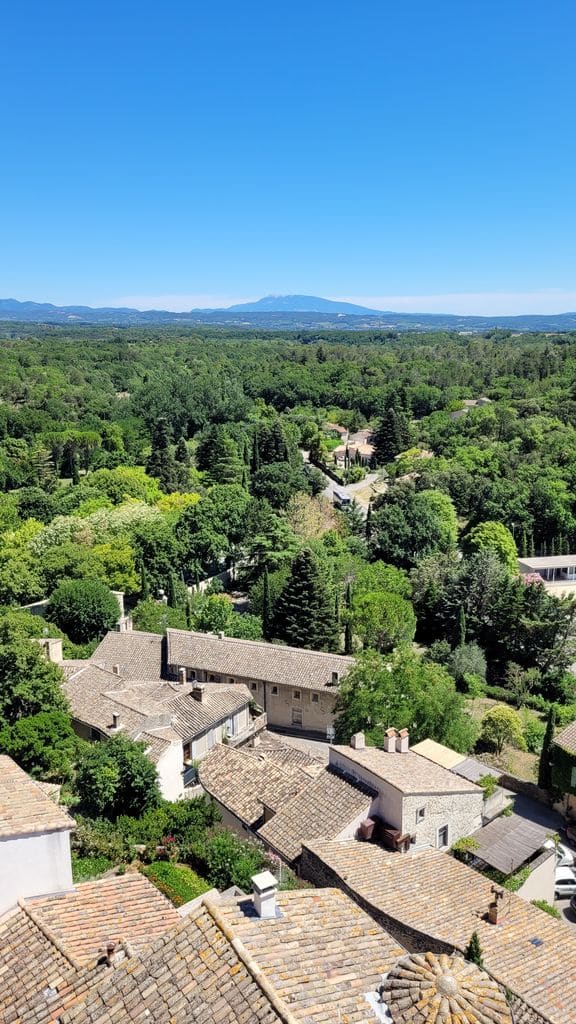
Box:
198;744;309;827
0;755;74;838
91;630;165;679
331;745;481;795
258;766;374;862
166;628;354;692
303;840;576;1024
27;873;180;965
214;887;405;1023
554;718;576;754
0;904;81;1023
381;952;512;1024
50;905;283;1024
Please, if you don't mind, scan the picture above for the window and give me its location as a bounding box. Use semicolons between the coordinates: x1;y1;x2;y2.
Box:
437;825;449;848
90;728;101;742
251;682;258;691
312;693;319;703
228;677;235;684
416;807;426;824
271;685;278;695
292;708;303;726
293;690;301;700
183;743;192;763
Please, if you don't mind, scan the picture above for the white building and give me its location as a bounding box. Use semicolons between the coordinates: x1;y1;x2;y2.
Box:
0;756;75;913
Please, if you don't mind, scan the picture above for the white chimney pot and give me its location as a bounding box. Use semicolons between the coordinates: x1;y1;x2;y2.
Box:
350;732;365;750
252;870;278;919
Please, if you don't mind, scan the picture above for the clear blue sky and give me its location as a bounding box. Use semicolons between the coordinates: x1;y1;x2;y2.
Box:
2;0;576;314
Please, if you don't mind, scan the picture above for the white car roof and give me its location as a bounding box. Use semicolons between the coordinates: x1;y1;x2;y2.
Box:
555;865;576;881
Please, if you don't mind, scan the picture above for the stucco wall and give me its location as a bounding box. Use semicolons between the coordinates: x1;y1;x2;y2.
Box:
516;850;555;904
157;743;185;802
0;830;73;913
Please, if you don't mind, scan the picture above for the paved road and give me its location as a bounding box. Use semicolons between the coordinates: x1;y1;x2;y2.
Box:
302;449;384;511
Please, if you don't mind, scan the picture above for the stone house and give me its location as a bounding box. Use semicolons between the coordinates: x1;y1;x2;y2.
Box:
62;659;264;801
329;730;483;851
165;628;354;736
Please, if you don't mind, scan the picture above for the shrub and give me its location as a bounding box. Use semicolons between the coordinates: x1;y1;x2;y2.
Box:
72;854;112;883
477;774;499;798
142;861;210;907
449;644;487;686
191;828;268;891
521;714;546;753
46;579;120;643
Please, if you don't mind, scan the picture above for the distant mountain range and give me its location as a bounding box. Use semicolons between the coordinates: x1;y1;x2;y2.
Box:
2;295;576;333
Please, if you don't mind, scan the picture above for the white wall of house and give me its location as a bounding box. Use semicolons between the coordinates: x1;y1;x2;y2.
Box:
516;851;555;905
0;829;73;913
156;743;185;802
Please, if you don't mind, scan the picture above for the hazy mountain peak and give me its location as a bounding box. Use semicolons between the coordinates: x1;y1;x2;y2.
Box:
226;294;381;314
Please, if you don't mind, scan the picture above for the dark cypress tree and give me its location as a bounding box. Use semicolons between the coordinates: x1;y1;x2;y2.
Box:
175;437;189;464
167;572;178;609
242;437;251;466
71;454;80;486
186;595;193;629
464;931;484;968
140;562;150;600
538;704;556;790
344;581;353;655
528;531;536;557
519;528;528;558
273;548;338;651
241;465;249;490
365;503;373;542
372;408;411;465
147;417;179;492
251;434;261;474
208;426;243;484
262;567;273;641
458;605;467;647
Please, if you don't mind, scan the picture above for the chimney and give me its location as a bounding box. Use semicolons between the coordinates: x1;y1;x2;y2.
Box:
383;728;397;752
112;664;120;676
179;667;187;685
350;731;365;750
105;941;116;966
396;729;409;753
111;712;121;729
488;885;504;924
252;870;278;919
192;684;205;703
218;631;225;640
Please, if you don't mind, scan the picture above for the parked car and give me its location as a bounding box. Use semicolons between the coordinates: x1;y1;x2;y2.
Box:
555;866;576;899
544;839;575;867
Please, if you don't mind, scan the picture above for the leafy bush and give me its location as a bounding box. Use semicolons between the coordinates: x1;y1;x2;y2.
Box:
190;828;268;891
555;704;576;727
142;861;210;907
72;854;112;882
449;643;487;686
521;714;546;753
75;734;161;820
46;579;120;643
72;817;131;862
477;774;499;798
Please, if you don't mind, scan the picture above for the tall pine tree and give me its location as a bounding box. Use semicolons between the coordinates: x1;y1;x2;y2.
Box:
262;567;273;641
273;548;338;651
372;408;411;465
147;417;180;492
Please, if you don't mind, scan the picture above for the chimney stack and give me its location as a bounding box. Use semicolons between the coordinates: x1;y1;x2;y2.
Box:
252;870;278;919
488;885;504;924
331;671;339;686
105;941;116;966
218;631;225;640
192;684;205;703
350;732;365;750
383;728;397;752
112;664;120;676
397;729;409;753
179;667;187;685
111;712;120;729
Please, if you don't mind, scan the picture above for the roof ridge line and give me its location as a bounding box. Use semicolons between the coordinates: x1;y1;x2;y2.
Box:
203;896;301;1024
166;628;354;661
19;897;84;972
